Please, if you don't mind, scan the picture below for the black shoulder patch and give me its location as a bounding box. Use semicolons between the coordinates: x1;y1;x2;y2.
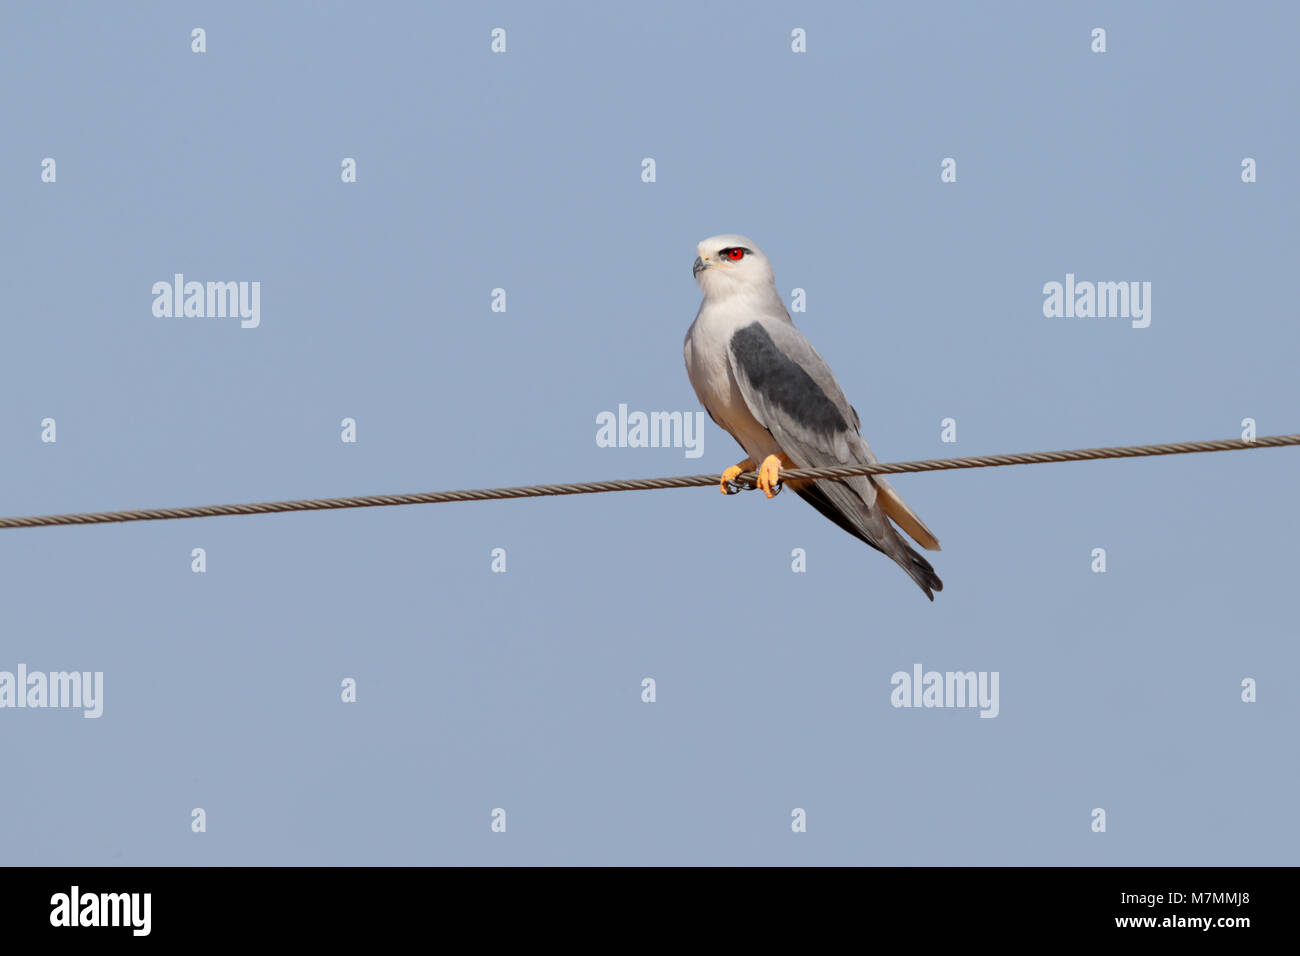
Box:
729;322;849;437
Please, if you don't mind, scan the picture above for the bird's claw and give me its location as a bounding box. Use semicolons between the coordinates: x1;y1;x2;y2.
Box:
757;454;787;499
720;461;751;495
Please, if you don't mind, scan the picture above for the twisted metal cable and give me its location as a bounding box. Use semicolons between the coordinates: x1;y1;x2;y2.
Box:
0;434;1295;530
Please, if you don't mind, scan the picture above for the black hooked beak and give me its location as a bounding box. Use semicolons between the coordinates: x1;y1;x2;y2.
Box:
692;256;705;279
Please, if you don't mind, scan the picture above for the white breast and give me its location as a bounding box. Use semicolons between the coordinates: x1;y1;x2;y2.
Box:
683;301;783;462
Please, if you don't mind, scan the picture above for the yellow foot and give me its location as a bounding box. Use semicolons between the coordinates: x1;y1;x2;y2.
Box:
720;458;755;495
757;454;792;499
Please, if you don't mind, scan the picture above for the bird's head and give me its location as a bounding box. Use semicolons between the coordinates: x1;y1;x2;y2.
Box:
692;234;775;298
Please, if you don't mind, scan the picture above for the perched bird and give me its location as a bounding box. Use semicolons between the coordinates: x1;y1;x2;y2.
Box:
683;234;943;599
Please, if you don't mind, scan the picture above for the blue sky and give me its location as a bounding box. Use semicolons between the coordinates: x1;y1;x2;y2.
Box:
1;1;1296;864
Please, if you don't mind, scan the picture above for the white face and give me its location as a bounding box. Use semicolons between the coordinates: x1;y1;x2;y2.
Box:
693;234;774;296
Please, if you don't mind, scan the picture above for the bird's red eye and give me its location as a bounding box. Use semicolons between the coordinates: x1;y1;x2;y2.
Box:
726;248;744;261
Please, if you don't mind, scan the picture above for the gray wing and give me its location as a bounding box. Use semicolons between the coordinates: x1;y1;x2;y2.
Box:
726;316;943;599
725;316;870;473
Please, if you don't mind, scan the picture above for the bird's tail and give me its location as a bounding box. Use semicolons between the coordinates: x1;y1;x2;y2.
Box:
794;479;943;600
872;476;941;551
876;483;943;598
891;535;944;601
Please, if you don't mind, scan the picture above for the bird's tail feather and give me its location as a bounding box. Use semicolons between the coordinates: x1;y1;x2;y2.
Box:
892;536;943;601
872;477;941;551
795;480;943;600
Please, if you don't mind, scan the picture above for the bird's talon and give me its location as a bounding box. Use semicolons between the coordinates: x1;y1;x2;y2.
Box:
757;454;787;498
720;460;753;495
